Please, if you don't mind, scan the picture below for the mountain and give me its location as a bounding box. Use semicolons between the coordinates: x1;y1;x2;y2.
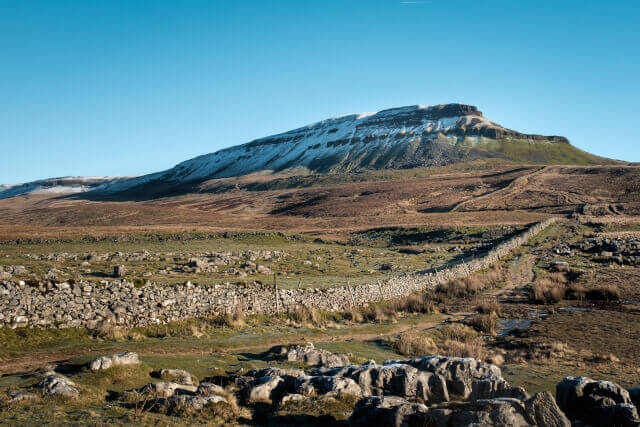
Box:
2;103;620;200
89;103;616;198
0;177;118;200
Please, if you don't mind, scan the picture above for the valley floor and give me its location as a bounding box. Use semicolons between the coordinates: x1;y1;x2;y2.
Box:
1;219;640;424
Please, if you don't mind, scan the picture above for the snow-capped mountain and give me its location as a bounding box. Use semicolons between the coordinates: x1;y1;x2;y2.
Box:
88;103;611;197
2;103;613;200
0;177;119;200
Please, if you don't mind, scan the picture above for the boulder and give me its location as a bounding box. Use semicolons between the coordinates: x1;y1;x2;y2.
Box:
139;382;198;398
88;351;139;371
524;392;570;427
469;374;529;401
446;398;532;427
317;363;448;403
280;393;307;404
590;403;640;427
349;396;430;427
556;376;638;424
155;394;227;412
197;383;227;397
245;376;286;405
159;369;195;385
629;387;640;408
6;390;39;403
246;367;306;379
294;375;362;397
37;374;79;399
386;356;504;399
351;396;533;427
280;343;350;367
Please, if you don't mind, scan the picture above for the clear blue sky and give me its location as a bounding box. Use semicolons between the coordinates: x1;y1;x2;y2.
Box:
1;0;639;184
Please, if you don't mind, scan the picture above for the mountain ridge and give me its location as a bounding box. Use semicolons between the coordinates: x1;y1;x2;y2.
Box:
1;103;622;200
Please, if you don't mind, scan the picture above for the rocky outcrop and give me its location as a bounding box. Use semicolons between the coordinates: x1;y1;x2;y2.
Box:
155;394;228;412
349;396;533;427
294;375;362;397
556;376;640;425
88;351;139;371
274;342;350;368
6;390;39;403
244;376;286;405
316;363;448;403
524;392;570;427
138;382;198;398
159;369;195;385
37;373;79;399
385;355;525;400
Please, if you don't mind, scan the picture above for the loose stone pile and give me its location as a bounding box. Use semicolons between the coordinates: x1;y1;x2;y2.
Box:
572;237;640;265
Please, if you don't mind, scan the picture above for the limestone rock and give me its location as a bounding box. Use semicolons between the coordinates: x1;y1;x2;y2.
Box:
317;363;448;403
386;356;504;399
155;394;227;412
524;392;570;427
629;387;640;409
7;390;39;403
349;396;430;427
37;374;79;399
139;382;198;398
160;369;195;385
294;375;362;397
282;342;350;367
245;376;286;405
196;382;227;397
556;376;638;424
88;351;139;371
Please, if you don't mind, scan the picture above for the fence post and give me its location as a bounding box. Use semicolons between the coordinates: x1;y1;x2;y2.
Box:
274;274;280;315
377;280;384;299
347;279;356;307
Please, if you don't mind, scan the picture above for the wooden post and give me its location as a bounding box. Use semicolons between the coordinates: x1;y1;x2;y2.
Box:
347;279;356;307
274;273;280;315
377;280;384;299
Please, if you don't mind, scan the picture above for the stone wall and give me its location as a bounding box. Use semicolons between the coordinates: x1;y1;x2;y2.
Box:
0;218;557;329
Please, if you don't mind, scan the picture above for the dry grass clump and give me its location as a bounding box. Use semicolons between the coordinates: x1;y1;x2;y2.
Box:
586;284;620;301
530;279;566;304
439;339;487;360
390;293;436;314
437;267;507;299
214;306;245;328
352;292;437;323
393;332;437;356
441;324;478;342
342;307;364;323
393;324;490;360
466;313;497;335
288;305;325;327
475;301;502;316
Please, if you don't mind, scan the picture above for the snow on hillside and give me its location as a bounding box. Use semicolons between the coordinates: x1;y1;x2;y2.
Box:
0;177;120;200
92;103;513;194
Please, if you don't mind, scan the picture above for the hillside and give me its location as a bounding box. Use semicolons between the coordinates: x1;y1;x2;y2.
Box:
82;103;619;199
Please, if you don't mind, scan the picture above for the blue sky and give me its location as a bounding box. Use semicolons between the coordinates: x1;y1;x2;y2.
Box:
1;0;639;184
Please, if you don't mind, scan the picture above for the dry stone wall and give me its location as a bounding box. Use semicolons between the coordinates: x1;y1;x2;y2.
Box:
0;218;557;329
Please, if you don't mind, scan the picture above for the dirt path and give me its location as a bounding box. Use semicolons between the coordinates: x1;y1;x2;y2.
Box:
450;166;548;212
